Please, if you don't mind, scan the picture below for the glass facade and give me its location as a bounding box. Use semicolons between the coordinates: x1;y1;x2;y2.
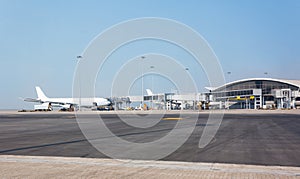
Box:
213;89;253;98
144;96;159;101
215;80;299;95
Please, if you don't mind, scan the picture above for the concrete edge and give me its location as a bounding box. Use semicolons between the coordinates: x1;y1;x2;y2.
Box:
0;155;300;177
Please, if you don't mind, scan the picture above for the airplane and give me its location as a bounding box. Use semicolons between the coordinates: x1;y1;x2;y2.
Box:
24;86;111;111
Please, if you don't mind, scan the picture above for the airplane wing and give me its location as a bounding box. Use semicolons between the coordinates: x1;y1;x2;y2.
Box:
43;100;74;105
22;97;73;106
23;98;42;103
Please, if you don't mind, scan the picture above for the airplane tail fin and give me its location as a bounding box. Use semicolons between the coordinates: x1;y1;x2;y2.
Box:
146;89;153;96
35;86;48;100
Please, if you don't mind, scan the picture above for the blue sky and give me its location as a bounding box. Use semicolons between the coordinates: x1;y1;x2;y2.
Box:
0;0;299;109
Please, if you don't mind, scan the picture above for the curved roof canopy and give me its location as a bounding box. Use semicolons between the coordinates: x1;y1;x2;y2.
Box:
208;78;300;92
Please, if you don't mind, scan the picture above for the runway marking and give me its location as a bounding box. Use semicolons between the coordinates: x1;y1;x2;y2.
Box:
162;118;183;120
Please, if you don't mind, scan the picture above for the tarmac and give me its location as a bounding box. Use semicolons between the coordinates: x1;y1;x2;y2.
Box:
5;108;300;114
1;109;300;178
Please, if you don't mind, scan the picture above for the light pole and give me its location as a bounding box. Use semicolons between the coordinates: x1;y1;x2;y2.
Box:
141;56;145;108
185;68;191;110
77;56;83;111
226;71;231;83
226;72;232;109
185;67;189;84
150;65;155;110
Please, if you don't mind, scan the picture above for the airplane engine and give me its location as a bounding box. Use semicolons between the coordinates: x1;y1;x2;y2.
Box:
61;104;71;109
60;104;75;111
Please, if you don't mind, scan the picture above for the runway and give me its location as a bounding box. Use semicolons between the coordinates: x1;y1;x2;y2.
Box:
0;111;300;166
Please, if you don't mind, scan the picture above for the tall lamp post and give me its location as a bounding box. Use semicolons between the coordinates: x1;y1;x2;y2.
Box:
226;71;231;83
150;65;155;110
141;56;145;108
77;55;82;111
226;72;232;109
185;68;192;110
262;72;269;108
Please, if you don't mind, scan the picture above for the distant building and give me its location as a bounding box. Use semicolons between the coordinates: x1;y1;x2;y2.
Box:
203;78;300;109
118;78;300;110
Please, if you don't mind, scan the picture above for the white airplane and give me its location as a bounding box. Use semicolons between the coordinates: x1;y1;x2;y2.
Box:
24;86;111;111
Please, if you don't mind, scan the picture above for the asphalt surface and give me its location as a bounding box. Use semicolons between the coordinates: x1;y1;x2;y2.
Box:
0;111;300;166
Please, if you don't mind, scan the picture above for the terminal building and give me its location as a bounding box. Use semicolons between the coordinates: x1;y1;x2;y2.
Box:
114;78;300;110
202;78;300;109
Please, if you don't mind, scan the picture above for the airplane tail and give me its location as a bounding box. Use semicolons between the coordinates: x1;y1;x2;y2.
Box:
35;86;48;100
146;89;153;96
